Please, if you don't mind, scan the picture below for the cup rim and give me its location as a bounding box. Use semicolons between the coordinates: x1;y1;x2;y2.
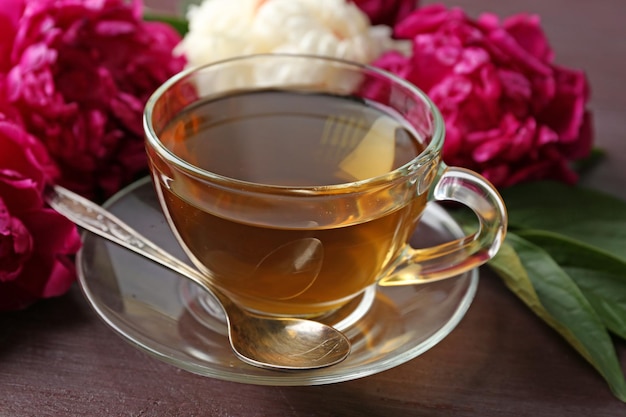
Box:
143;53;445;193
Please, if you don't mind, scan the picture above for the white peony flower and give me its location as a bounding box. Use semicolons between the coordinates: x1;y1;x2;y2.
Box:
174;0;409;93
176;0;405;67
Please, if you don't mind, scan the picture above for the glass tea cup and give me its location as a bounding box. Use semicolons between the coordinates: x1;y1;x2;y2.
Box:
144;53;507;318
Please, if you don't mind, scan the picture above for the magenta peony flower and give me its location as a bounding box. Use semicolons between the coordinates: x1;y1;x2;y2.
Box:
3;0;185;200
373;5;593;187
0;110;81;311
352;0;417;26
0;1;23;73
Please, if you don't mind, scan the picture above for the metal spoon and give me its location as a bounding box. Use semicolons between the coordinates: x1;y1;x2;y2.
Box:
45;184;351;371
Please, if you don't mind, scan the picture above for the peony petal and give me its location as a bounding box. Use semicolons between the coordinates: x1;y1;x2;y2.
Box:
538;66;589;142
536;124;559;146
394;5;464;38
455;47;490;74
0;120;58;194
503;14;554;62
351;0;415;26
504;117;538;160
481;164;510;187
0;172;43;213
19;208;81;255
0;0;24;72
473;137;509;163
0;198;33;283
39;255;77;298
498;68;532;100
372;50;412;78
559;110;594;159
485;26;552;77
0;205;80;309
95;20;136;36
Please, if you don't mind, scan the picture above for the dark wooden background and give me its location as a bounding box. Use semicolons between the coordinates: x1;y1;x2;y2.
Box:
2;0;625;415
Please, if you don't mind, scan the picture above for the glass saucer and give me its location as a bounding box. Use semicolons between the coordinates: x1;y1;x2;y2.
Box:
76;177;478;386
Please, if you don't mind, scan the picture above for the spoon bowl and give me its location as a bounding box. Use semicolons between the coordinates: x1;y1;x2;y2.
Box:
46;184;351;371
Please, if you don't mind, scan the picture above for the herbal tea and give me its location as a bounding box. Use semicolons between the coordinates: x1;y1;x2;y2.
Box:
150;90;428;316
146;55;506;319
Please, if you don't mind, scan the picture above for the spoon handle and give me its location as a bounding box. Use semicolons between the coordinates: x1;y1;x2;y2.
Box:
45;184;209;288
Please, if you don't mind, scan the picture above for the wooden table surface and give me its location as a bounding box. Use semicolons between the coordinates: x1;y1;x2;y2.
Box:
2;0;625;415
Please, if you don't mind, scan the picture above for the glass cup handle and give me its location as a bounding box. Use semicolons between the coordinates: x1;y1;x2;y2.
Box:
379;166;508;286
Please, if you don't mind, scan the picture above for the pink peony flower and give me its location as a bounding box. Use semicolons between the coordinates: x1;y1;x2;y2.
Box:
373;5;593;187
352;0;417;26
3;0;185;200
0;1;23;73
0;110;81;311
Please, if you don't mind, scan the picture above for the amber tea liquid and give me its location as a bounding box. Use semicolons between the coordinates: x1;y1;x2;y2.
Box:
150;90;428;316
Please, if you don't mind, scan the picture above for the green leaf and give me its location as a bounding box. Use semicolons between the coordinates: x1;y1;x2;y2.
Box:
572;147;606;176
572;279;626;340
518;229;626;340
501;181;626;262
488;238;544;311
144;13;189;36
489;233;626;402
